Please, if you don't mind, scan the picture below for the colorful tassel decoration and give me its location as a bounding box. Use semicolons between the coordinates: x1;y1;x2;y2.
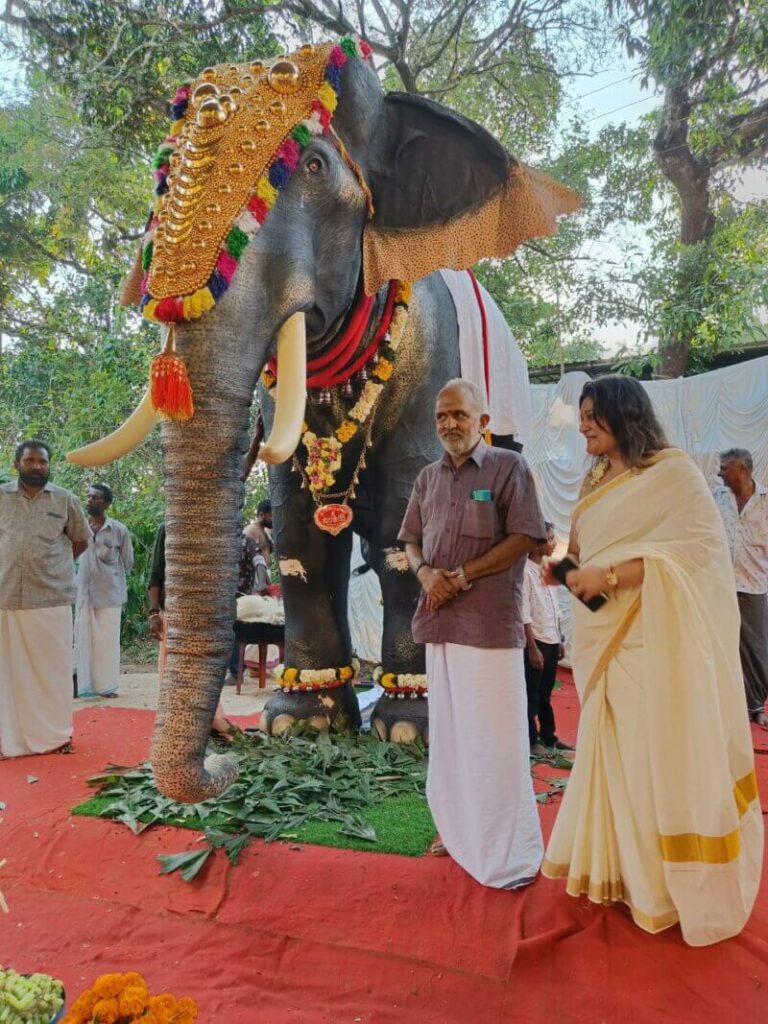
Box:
150;327;195;421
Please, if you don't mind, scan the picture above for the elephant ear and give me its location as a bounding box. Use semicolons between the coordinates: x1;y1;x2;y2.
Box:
361;92;582;295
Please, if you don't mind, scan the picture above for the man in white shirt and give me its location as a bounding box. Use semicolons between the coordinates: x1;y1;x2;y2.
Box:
74;484;134;697
522;522;572;756
714;448;768;727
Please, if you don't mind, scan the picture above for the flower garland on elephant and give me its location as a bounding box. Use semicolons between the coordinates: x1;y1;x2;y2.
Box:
275;662;358;693
262;281;426;698
261;280;411;494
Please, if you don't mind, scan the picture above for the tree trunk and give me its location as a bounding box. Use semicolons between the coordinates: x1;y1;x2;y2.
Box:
653;85;715;377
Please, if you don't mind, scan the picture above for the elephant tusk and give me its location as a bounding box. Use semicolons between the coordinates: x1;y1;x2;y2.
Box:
259;312;307;465
66;390;159;467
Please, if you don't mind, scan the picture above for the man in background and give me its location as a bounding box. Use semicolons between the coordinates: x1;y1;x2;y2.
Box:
522;522;572;757
74;483;133;698
714;448;768;727
245;498;274;562
0;440;88;756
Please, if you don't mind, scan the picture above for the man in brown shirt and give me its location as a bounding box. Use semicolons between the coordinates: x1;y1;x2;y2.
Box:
0;439;89;757
399;379;545;889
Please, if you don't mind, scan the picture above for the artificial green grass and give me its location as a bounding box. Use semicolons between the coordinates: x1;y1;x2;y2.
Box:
71;731;435;870
291;792;434;856
72;790;435;857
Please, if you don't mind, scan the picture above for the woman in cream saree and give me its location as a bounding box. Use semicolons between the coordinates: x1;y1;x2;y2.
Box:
542;377;763;947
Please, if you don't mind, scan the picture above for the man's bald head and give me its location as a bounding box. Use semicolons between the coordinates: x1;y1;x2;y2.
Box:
435;378;490;465
437;378;489;417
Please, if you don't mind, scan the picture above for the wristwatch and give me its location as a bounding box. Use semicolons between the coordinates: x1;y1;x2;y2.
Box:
454;565;472;591
414;560;429;578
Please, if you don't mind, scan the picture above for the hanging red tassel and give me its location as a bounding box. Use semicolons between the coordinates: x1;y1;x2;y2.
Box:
150;327;194;421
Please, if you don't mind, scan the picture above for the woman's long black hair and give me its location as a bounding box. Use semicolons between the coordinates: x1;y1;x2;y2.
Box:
580;375;669;467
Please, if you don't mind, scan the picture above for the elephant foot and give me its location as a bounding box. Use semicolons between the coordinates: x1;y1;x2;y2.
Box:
260;682;362;736
370;693;428;745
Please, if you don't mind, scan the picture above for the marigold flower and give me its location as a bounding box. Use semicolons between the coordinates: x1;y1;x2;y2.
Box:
381;673;396;687
64;989;100;1022
122;973;149;994
93;975;125;999
373;358;393;381
142;1013;161;1024
339;666;353;681
92;996;120;1023
172;1014;196;1024
335;420;358;442
283;667;298;682
150;993;178;1019
118;986;148;1017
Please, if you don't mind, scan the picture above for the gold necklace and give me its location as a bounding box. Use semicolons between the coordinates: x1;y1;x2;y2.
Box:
589;455;610;486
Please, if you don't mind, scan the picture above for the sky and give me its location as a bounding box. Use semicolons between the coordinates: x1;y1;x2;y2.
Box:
564;57;767;356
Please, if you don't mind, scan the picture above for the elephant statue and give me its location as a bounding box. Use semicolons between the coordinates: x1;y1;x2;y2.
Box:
69;37;579;803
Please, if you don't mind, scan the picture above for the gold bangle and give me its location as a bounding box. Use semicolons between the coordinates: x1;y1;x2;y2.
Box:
605;566;619;591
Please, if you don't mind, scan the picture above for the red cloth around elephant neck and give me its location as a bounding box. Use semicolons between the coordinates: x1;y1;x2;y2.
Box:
268;280;397;389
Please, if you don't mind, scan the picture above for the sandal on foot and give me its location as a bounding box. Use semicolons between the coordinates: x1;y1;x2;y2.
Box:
428;838;449;857
52;741;74;754
210;719;238;743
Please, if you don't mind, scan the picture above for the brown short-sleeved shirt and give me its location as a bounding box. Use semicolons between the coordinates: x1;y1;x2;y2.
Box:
398;440;545;649
0;481;89;609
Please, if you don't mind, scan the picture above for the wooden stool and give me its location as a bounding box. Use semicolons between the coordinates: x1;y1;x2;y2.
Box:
233;621;285;694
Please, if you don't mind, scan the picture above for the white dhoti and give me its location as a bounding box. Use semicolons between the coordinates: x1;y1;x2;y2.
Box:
426;642;543;888
74;602;122;696
0;606;73;757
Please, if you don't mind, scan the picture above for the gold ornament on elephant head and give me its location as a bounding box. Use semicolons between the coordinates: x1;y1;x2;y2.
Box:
147;44;334;303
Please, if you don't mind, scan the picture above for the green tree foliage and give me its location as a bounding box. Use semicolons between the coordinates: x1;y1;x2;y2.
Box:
608;0;768;374
0;5;276;641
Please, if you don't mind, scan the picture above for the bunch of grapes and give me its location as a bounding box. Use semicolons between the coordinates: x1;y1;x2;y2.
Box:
0;966;65;1024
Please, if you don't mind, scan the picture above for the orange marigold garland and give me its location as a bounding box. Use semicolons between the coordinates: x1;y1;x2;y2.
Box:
61;972;196;1024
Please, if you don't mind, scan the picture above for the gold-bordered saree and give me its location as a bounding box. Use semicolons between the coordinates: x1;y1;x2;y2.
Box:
542;449;763;946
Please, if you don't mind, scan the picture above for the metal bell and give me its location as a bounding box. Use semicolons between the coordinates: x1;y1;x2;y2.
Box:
341;380;354;398
357;366;368;382
319;388;332;405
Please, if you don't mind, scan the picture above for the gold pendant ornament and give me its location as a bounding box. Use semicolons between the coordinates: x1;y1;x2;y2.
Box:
314;504;354;535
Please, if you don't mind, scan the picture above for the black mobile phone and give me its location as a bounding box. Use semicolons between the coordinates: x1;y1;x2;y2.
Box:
551;556;608;613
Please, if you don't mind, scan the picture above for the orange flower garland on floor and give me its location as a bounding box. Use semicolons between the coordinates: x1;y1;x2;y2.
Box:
61;973;196;1024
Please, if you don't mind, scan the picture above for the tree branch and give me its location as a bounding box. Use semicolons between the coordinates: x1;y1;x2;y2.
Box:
708;98;768;169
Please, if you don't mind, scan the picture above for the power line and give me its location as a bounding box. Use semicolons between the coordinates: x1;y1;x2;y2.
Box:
578;72;638;99
584;94;658;124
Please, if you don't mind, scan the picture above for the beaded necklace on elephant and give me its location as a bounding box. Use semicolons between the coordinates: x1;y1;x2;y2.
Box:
261;280;412;535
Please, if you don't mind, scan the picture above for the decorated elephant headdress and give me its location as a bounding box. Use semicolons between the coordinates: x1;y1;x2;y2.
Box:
122;36;580;322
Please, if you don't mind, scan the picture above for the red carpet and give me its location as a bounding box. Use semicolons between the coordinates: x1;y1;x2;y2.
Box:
1;679;767;1023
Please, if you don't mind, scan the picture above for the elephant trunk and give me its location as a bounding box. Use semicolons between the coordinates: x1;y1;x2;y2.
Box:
149;313;307;804
150;358;246;803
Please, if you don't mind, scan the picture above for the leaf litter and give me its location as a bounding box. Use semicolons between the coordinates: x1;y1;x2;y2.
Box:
81;727;428;880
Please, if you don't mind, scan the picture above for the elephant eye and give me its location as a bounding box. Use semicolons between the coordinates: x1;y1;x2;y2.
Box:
306;157;322;174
